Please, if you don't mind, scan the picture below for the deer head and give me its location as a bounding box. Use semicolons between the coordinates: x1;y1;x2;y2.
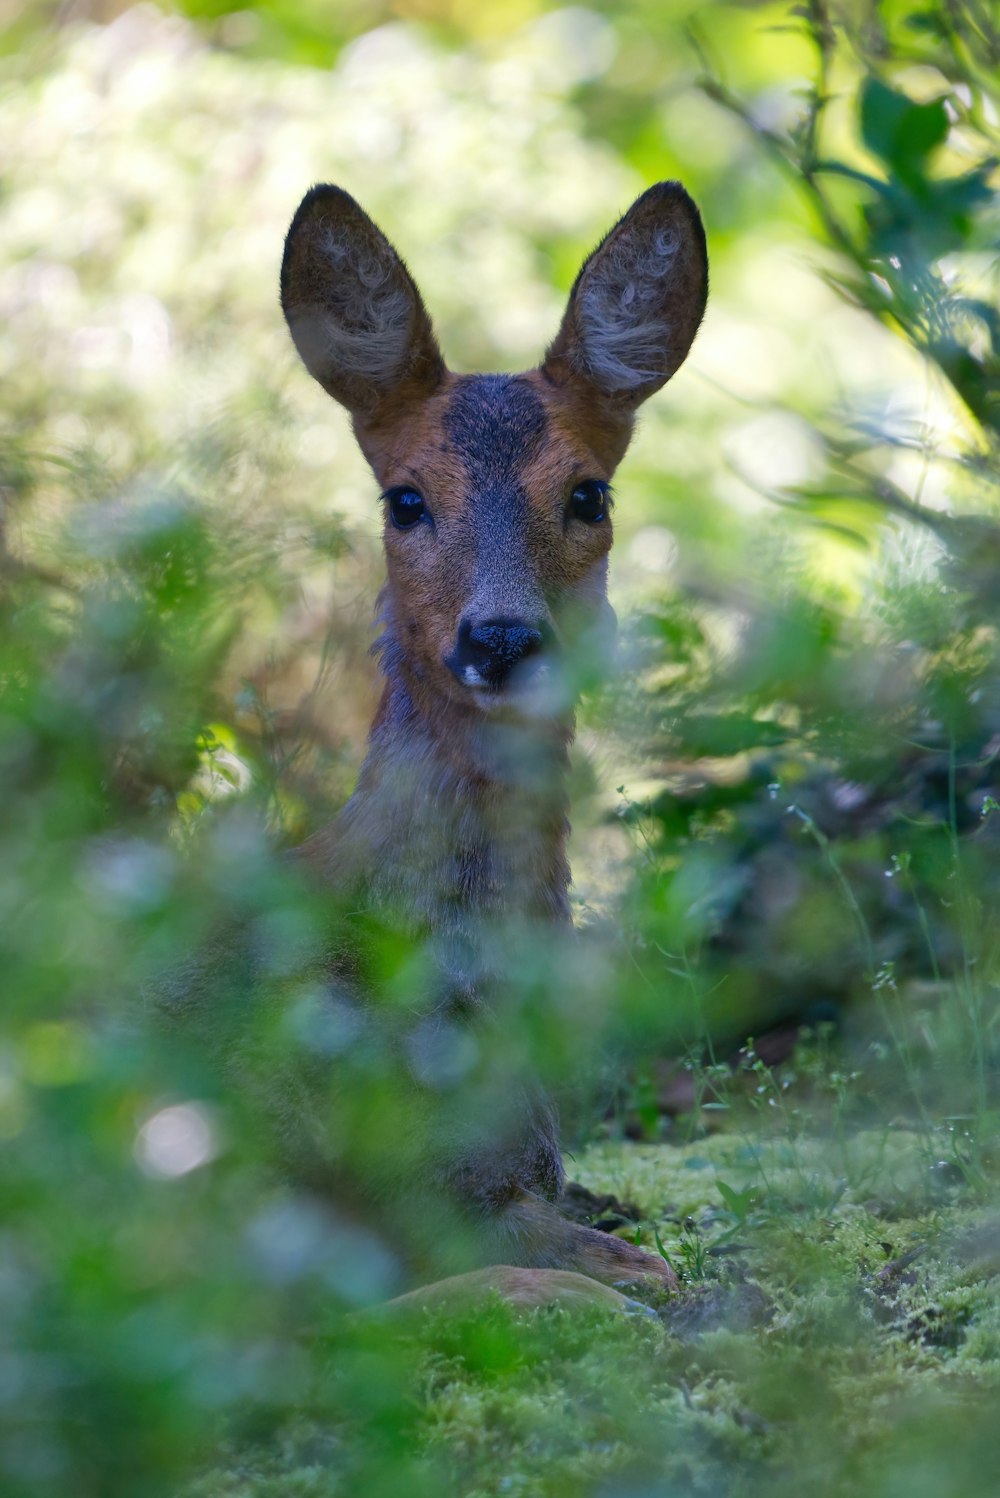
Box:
281;183;707;722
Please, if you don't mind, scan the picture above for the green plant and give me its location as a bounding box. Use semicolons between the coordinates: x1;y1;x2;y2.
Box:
2;4;999;1497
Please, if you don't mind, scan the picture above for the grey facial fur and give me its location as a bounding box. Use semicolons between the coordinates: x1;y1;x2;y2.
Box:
444;376;550;626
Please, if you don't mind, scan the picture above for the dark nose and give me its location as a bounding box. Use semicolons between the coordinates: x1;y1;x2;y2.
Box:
452;616;552;689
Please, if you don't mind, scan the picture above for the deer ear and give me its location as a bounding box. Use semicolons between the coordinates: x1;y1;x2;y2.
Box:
542;182;707;409
281;185;445;420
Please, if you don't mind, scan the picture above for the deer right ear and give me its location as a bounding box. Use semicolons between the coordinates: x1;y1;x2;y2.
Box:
281;185;445;420
542;182;708;411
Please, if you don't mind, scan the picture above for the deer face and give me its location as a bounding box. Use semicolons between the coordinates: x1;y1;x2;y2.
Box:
355;370;623;714
281;184;707;716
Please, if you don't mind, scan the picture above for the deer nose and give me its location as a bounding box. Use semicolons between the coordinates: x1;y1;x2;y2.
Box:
452;617;552;689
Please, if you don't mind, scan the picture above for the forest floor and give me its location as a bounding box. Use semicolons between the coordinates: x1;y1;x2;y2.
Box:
190;1124;1000;1498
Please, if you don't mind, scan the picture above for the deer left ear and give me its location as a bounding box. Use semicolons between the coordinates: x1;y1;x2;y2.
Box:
542;182;707;410
281;184;445;421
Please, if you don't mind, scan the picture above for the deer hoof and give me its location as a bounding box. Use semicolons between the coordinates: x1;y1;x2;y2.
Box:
573;1229;679;1290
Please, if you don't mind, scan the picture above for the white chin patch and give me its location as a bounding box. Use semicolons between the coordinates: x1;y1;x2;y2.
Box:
465;660;567;718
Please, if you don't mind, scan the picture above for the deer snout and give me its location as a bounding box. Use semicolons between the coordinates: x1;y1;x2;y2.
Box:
448;616;554;691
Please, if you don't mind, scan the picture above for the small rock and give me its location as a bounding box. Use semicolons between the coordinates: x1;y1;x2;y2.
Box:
658;1281;773;1340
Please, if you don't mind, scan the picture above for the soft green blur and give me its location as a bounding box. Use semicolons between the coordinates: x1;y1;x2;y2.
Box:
1;2;999;1495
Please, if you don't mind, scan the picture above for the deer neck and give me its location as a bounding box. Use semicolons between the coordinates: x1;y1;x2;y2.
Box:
340;641;574;933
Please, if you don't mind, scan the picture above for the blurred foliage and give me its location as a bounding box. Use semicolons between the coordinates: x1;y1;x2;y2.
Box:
1;0;1000;1495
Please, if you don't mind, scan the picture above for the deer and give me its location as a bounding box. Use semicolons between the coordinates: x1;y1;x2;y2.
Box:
274;180;707;1310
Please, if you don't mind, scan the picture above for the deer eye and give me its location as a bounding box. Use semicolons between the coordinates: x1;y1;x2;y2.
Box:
568;480;609;525
386;488;429;530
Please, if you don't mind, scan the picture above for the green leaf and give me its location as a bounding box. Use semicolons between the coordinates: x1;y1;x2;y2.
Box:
717;1180;746;1215
653;1224;678;1279
860;78;949;181
675;714;788;758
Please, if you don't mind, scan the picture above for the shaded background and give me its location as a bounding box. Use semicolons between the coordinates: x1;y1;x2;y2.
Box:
1;1;999;1495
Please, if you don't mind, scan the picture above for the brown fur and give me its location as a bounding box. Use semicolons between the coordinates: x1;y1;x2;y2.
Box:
280;182;708;1299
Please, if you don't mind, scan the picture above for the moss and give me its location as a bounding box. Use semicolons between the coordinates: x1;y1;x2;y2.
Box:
186;1126;1000;1498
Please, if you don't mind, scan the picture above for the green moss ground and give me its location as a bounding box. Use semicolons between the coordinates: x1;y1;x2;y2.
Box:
190;1128;1000;1498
